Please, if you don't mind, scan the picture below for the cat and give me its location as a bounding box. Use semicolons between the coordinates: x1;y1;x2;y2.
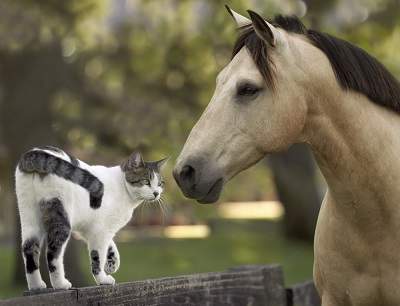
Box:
15;145;167;290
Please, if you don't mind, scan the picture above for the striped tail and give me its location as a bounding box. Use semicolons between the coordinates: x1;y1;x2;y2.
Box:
18;149;103;209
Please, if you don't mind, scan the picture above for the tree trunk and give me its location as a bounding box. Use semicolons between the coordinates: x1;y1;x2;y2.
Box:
267;144;323;242
0;45;88;287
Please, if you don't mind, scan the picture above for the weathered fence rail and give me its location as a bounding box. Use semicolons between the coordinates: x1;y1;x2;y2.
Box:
0;265;320;306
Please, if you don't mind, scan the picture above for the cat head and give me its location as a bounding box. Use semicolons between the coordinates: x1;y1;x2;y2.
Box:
121;152;168;202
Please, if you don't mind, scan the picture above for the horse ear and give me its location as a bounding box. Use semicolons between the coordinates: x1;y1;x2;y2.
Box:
121;152;144;172
225;5;251;28
247;10;278;47
155;157;169;171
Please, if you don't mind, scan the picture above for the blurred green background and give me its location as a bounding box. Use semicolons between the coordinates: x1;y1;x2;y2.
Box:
0;0;399;299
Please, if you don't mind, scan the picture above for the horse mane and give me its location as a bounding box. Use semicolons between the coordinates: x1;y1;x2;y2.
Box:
232;15;400;112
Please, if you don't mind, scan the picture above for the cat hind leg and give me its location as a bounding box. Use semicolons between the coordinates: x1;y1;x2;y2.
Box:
21;236;46;290
18;187;47;290
40;197;72;290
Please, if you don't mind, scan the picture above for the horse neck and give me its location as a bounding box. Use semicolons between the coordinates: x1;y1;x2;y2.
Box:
304;89;400;216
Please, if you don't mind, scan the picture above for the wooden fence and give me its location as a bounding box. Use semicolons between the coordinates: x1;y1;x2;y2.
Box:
0;265;321;306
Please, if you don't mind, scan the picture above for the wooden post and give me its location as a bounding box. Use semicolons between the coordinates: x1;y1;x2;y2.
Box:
0;265;321;306
286;281;321;306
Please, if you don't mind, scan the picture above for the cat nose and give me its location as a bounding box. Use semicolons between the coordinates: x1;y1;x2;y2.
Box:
153;191;159;198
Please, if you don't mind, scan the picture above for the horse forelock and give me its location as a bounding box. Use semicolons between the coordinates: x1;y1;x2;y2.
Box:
232;15;400;113
232;26;275;89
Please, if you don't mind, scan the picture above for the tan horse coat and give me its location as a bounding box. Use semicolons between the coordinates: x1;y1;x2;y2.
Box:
174;8;400;306
309;89;400;306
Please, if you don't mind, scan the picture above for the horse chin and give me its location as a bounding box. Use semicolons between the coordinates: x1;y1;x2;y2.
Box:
197;178;224;204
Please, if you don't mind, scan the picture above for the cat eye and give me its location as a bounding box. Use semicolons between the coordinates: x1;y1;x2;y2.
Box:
142;179;150;186
158;181;165;187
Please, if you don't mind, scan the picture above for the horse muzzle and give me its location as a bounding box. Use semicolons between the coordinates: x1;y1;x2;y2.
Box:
173;156;224;204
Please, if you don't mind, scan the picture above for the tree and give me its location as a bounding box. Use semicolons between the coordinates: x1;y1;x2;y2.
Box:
268;146;323;241
0;42;88;286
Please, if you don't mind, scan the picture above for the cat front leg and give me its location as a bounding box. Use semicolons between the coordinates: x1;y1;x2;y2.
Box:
89;239;116;285
104;240;120;275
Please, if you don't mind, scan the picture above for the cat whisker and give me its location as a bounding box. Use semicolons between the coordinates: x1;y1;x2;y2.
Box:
157;199;167;222
138;196;169;225
159;197;170;214
158;199;170;222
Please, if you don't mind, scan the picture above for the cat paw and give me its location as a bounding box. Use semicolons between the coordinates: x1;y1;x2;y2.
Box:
29;280;47;290
105;245;120;274
104;259;119;274
97;274;115;285
52;278;72;290
39;280;47;289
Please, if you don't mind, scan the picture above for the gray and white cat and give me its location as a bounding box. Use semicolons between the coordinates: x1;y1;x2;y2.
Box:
15;146;167;290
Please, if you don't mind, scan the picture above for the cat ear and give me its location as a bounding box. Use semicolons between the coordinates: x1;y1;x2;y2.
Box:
121;152;144;172
155;157;169;171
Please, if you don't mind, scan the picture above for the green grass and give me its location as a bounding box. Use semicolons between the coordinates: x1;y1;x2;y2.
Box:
0;246;24;299
0;220;313;299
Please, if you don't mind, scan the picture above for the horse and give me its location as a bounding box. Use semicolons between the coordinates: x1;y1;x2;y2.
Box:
173;6;400;306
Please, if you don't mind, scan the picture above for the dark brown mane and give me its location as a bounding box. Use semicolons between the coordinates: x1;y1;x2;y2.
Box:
232;15;400;112
232;26;275;88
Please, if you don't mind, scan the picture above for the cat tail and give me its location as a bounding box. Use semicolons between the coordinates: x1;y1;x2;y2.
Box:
18;149;103;209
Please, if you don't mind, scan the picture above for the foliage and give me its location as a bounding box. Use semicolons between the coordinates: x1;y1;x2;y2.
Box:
0;0;398;291
0;0;399;205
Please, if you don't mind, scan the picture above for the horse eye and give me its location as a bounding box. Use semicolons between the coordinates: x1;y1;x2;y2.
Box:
236;83;261;98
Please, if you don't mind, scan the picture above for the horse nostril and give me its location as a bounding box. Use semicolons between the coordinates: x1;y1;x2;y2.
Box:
180;165;196;184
